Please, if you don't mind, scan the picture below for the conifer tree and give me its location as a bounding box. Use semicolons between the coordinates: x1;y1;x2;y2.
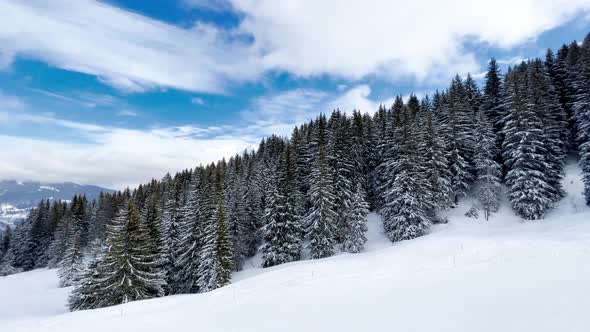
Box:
473;112;501;220
68;244;107;311
47;205;72;268
0;227;10;258
527;59;568;202
350;110;368;190
172;170;204;294
291;126;310;219
10;212;35;271
482;58;506;165
550;45;577;145
28;200;51;267
364;112;379;210
261;144;303;267
0;248;21;276
502;66;553;219
340;183;369;253
142;182;165;264
69;201;165;309
442;76;475;204
306;115;339;259
574;33;590;205
161;176;184;286
58;209;84;287
0;228;21;276
421;98;452;211
225;157;250;271
197;166;233;292
375;97;403;209
328;110;354;242
243;152;263;257
381;106;431;242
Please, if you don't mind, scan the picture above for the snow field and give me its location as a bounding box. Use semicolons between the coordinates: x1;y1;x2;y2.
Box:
1;162;589;332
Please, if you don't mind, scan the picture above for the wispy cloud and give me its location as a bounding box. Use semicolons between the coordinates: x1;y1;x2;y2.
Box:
0;50;14;69
191;97;205;105
0;84;393;188
0;111;257;189
497;56;529;66
116;109;139;117
28;87;139;117
234;0;590;82
0;0;261;94
240;84;395;137
0;90;25;110
28;88;97;108
2;0;590;94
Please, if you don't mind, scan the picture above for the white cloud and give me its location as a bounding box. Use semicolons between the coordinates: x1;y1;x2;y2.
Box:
191;97;205;105
116;109;139;117
1;0;589;93
0;50;14;69
0;133;254;190
241;84;394;137
0;0;261;93
27;88;122;109
27;88;139;117
0;112;257;189
0;84;391;188
232;0;590;82
497;56;529;66
328;85;395;114
0;90;25;110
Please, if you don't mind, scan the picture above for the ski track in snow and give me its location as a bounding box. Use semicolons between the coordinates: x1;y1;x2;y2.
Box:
1;162;590;331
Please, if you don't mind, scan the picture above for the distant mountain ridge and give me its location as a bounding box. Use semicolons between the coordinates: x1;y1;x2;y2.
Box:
0;180;113;229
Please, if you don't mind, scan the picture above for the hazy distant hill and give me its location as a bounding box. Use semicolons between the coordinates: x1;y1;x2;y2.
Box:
0;180;112;229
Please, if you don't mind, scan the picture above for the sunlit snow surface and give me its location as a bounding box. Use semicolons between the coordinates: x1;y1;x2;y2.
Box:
1;162;589;331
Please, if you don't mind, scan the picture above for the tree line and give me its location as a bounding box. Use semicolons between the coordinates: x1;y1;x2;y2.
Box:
1;32;589;311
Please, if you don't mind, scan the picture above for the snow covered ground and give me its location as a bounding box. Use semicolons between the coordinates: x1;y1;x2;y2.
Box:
1;162;590;332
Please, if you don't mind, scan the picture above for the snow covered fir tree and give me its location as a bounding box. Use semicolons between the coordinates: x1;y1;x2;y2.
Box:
2;32;590;312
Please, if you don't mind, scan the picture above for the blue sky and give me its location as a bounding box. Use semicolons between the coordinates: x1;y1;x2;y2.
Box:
1;0;590;189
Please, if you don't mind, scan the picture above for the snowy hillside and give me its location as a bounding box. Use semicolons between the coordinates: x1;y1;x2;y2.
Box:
1;163;589;332
0;204;29;230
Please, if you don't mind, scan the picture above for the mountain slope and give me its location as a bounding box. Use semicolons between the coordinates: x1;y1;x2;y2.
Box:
0;180;112;229
1;163;589;332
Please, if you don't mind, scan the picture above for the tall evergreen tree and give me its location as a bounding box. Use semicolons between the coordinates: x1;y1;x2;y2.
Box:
160;175;184;286
172;170;204;294
574;33;590;205
225;157;250;271
442;76;474;204
502;66;553;219
473;112;501;220
528;59;568;202
57;209;84;287
421;98;452;211
328;110;355;243
482;58;506;165
350;110;369;191
0;228;21;276
340;183;369;253
306;115;339;259
381;106;431;242
197;166;233;292
261;144;303;267
69;201;165;309
68;244;108;311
